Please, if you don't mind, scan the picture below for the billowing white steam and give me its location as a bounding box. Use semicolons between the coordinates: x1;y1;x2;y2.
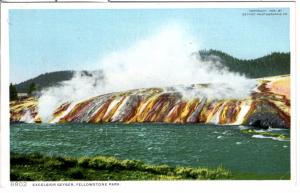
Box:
38;25;256;122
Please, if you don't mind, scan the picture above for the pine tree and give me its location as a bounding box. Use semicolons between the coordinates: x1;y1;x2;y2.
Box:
27;82;37;96
10;83;18;101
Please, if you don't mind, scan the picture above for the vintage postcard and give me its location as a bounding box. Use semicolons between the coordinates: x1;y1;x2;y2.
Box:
0;1;298;193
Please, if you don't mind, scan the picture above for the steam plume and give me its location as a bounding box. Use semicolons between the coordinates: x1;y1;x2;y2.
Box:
38;24;256;122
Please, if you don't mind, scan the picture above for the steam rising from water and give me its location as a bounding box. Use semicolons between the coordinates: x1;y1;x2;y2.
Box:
38;25;256;121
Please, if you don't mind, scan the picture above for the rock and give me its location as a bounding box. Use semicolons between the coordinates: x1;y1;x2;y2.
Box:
248;112;287;129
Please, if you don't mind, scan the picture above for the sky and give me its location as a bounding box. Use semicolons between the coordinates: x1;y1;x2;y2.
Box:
9;8;290;83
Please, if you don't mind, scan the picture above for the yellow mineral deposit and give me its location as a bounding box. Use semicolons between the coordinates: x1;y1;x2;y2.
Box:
10;75;290;128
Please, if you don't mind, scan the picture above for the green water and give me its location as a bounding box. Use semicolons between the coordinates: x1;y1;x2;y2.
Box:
10;123;290;175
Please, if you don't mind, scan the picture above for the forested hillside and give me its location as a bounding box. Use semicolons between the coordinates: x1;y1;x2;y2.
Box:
199;50;290;78
15;71;75;93
14;50;290;93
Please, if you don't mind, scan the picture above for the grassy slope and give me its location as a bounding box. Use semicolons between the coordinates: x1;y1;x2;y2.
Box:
11;153;231;181
11;153;290;181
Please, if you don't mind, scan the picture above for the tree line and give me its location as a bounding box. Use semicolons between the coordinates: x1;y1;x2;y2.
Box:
10;82;37;101
10;50;290;101
199;50;290;78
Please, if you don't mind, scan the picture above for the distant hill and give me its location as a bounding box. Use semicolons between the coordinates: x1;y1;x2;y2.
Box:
199;50;290;78
14;50;290;93
15;71;75;93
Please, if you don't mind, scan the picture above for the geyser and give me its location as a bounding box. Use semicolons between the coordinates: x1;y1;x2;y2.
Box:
38;24;256;122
